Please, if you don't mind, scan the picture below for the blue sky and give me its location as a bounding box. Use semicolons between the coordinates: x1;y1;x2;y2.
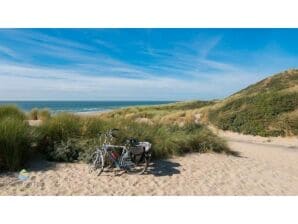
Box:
0;29;297;100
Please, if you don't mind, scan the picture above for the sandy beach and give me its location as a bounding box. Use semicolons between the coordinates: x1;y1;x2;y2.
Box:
1;129;297;196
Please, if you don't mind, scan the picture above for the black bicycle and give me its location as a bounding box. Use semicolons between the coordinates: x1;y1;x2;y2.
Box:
89;129;152;175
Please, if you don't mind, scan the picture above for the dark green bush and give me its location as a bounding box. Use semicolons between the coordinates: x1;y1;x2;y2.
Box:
45;139;81;162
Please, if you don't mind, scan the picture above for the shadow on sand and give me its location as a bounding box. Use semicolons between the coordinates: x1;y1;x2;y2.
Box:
226;150;245;158
25;154;58;172
147;159;181;177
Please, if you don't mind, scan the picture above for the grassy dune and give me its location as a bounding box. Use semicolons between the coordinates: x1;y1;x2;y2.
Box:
208;69;298;136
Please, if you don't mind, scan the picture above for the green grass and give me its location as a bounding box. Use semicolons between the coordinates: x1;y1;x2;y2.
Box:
100;100;214;125
38;109;51;121
29;108;39;120
208;69;298;136
0;117;31;171
33;112;232;162
0;105;26;121
28;108;51;121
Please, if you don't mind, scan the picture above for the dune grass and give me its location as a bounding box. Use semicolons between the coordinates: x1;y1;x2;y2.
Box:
0;102;231;169
208;70;298;136
28;108;51;121
29;108;39;120
0;117;31;171
99;100;214;125
34;111;231;162
0;105;26;121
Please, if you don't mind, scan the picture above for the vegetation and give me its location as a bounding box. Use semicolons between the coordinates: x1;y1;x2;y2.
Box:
0;105;26;121
29;108;39;120
100;100;214;125
38;109;51;121
0;117;31;171
35;114;232;162
28;108;51;121
208;69;298;136
1;68;296;170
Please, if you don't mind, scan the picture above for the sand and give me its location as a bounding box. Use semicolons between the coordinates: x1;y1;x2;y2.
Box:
1;130;298;195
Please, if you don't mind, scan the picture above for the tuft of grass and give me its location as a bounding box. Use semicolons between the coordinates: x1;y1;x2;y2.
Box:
29;108;39;120
38;109;51;121
35;113;82;160
28;108;51;121
0;105;26;121
0;118;31;171
37;113;81;143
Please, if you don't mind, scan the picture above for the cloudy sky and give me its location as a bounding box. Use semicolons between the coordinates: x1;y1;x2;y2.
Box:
0;29;297;101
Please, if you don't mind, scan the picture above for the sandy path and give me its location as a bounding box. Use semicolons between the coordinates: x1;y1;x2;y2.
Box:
1;132;298;195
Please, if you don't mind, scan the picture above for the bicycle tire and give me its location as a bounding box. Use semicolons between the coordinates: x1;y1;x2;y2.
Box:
126;155;149;175
89;150;104;176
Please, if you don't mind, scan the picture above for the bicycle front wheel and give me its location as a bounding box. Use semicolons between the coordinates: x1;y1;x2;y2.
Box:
89;150;104;176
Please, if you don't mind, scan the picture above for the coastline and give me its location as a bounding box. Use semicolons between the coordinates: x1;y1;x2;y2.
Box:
74;110;112;116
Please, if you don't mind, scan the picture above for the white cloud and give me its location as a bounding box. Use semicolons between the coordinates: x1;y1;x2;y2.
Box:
0;45;18;59
0;62;264;100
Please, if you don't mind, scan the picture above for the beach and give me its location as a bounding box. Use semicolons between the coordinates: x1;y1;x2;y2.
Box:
1;130;297;196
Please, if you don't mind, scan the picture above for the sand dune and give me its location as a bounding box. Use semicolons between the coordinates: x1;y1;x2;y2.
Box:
1;131;298;195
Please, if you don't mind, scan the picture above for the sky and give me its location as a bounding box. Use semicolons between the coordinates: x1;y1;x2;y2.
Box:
0;28;297;101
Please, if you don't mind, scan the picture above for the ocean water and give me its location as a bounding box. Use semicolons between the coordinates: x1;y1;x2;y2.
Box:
0;101;175;113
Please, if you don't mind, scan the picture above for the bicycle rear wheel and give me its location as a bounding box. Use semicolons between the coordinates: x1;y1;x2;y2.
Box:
125;155;149;175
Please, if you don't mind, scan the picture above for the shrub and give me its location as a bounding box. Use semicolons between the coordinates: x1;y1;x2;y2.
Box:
0;118;31;171
45;139;81;162
0;105;26;121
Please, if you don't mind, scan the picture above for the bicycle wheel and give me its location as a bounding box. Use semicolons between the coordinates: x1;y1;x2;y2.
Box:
89;150;104;176
125;155;149;175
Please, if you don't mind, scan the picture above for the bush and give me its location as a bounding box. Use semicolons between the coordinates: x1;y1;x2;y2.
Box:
45;139;81;162
0;105;26;121
0;118;31;171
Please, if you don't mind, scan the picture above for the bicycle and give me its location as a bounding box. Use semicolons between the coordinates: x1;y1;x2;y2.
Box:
89;129;152;175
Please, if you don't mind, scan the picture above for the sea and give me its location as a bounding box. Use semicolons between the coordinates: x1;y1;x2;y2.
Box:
0;101;175;113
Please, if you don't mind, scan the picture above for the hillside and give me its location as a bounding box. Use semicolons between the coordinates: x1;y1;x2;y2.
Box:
208;69;298;136
98;69;298;137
